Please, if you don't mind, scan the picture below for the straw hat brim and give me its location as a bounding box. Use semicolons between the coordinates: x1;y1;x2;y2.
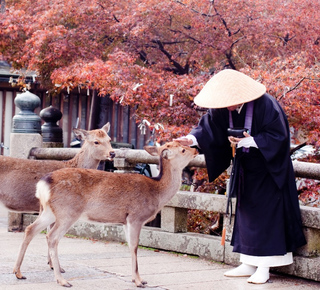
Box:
194;69;266;108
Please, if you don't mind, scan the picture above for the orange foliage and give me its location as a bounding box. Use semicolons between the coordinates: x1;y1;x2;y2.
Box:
1;0;320;145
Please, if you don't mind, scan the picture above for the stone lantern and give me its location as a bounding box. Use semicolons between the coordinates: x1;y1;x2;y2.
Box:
9;90;43;231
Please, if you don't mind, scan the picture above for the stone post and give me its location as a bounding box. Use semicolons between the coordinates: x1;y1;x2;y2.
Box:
8;91;42;231
113;157;137;173
40;106;63;148
161;206;188;233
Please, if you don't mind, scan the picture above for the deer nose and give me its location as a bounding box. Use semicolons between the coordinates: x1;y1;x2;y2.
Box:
109;151;116;159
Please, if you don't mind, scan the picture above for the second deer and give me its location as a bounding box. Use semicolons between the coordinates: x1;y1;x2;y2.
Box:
0;122;115;214
13;141;198;287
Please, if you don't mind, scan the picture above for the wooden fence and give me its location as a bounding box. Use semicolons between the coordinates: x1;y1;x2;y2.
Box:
0;86;151;153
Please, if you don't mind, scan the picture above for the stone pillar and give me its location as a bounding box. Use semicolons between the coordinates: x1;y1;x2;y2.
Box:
9;133;42;159
8;91;42;231
113;157;136;173
161;206;188;233
40;106;63;148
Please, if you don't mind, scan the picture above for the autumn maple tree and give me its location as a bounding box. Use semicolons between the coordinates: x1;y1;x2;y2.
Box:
1;0;320;217
1;0;320;145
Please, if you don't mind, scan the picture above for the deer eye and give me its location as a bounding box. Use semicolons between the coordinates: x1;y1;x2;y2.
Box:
182;149;185;153
94;141;100;145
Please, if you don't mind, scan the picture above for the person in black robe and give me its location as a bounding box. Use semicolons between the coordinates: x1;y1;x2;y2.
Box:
175;69;306;284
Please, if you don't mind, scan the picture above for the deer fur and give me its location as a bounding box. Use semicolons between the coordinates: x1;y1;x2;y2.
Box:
13;141;198;287
0;122;114;214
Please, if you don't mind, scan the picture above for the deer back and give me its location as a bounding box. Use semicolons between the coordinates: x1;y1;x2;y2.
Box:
0;123;114;213
37;142;197;224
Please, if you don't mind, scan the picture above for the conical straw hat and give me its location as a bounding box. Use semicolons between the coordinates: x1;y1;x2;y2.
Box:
194;69;266;108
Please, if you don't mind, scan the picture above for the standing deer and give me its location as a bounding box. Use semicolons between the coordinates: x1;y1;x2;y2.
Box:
13;141;198;287
0;122;114;214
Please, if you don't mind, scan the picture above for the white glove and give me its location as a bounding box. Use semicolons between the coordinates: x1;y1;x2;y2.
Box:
237;136;258;149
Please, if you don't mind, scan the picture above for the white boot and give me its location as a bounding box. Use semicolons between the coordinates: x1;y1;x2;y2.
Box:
224;263;257;277
247;267;270;284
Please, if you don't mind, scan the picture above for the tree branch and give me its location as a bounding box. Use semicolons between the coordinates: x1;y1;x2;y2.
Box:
225;36;246;70
169;29;202;44
173;0;219;18
278;77;306;101
214;6;232;36
151;39;188;75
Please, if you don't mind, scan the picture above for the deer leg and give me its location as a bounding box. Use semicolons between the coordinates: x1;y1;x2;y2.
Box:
47;220;75;287
46;222;65;273
13;208;55;280
47;223;53;269
126;222;146;287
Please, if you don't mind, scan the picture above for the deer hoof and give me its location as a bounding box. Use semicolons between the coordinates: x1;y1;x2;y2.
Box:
58;280;72;288
57;277;72;288
14;270;26;280
135;280;147;287
49;263;65;273
15;274;27;280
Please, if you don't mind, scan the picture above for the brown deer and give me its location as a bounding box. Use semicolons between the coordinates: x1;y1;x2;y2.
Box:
13;141;198;287
0;122;114;214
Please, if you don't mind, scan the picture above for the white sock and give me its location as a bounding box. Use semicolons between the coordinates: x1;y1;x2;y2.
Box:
224;263;257;277
247;267;270;284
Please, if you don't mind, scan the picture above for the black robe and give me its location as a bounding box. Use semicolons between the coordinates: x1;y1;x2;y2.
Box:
190;94;306;256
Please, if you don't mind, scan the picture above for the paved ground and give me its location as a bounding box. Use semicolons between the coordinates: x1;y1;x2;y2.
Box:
0;204;319;290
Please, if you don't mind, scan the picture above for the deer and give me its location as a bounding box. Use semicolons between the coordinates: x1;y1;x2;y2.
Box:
3;122;114;272
0;122;115;214
13;141;198;287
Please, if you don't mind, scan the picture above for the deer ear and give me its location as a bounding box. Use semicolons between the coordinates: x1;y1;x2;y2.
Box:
144;145;158;156
101;122;110;134
161;149;173;159
73;128;87;141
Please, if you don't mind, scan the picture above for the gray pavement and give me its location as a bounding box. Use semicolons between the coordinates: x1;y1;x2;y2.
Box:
0;204;319;290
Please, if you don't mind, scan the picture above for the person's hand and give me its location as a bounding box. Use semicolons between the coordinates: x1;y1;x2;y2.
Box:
173;137;193;146
228;131;251;147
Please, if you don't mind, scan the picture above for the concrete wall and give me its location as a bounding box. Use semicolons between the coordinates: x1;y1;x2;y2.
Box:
22;191;320;282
